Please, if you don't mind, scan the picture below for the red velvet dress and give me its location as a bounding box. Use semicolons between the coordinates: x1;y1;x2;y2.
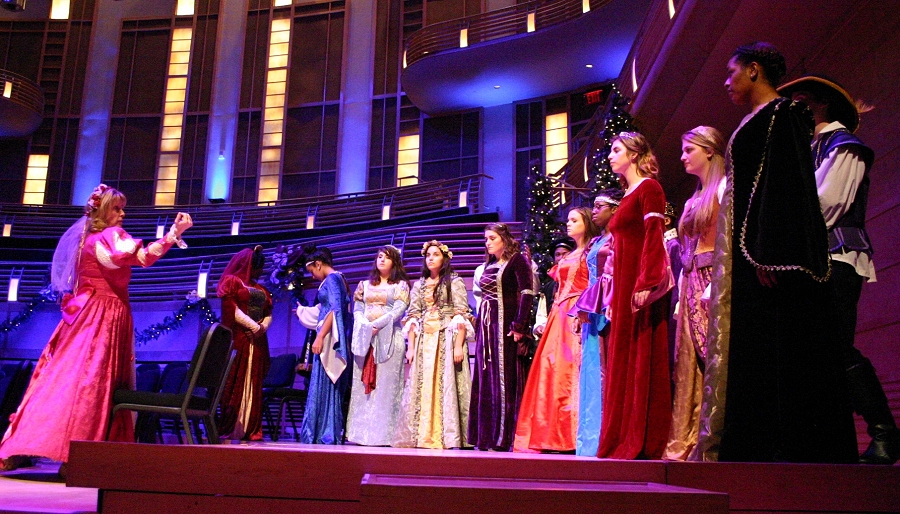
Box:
597;179;672;459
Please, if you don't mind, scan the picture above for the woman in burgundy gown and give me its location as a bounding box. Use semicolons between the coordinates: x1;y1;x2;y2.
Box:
597;132;673;460
217;245;273;441
0;185;192;472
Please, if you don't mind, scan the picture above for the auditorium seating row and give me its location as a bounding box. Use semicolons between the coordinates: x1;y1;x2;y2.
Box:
0;175;484;239
0;211;520;304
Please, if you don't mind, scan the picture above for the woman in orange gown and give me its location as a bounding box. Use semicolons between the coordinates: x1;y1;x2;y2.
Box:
514;207;599;452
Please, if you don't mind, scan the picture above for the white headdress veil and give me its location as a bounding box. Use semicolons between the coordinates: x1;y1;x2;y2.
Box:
51;216;88;293
51;183;108;293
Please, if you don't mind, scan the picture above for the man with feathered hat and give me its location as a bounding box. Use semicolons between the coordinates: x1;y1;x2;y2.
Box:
779;75;898;464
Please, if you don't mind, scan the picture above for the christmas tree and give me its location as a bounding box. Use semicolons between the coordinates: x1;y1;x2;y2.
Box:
587;85;636;197
523;159;564;275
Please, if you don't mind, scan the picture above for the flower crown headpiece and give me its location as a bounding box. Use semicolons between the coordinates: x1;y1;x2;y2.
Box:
421;240;452;260
85;183;109;215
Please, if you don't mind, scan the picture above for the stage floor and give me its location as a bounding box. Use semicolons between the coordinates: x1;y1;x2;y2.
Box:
61;440;900;514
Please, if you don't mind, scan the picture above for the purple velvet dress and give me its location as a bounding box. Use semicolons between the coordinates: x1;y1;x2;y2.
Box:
468;252;535;451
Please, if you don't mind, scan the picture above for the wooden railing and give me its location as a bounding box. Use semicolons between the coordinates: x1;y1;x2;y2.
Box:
405;0;616;68
0;175;485;240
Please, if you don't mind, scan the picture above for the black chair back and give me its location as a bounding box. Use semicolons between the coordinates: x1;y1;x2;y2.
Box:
183;323;233;407
0;361;33;434
159;362;189;394
136;363;162;392
263;353;298;389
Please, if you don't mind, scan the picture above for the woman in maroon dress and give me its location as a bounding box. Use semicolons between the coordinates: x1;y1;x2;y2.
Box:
216;245;273;441
597;132;673;459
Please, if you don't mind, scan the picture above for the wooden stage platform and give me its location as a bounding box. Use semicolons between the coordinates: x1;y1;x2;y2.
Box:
66;441;900;513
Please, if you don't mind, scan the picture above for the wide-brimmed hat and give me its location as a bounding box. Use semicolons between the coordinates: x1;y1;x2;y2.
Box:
777;75;861;133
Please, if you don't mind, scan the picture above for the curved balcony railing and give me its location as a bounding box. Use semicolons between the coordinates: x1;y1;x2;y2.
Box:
0;69;44;137
0;68;44;117
404;0;616;68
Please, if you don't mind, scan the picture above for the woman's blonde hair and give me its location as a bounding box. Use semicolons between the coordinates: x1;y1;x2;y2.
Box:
89;187;127;233
611;131;659;180
678;126;725;238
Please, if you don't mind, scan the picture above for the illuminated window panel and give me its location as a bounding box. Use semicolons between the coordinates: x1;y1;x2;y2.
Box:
268;54;288;69
261;148;281;163
545;112;569;176
155;27;193;206
158;165;179;180
176;0;194;17
157;178;177;193
22;154;49;205
168;63;189;76
50;0;70;20
155;192;177;205
259;175;280;190
160;139;182;152
257;17;292;204
164;102;185;114
397;134;420;187
265;94;285;109
274;0;292;6
262;132;283;147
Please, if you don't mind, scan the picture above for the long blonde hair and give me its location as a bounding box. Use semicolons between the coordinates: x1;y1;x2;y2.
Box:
678;126;725;238
89;187;127;233
611;131;660;180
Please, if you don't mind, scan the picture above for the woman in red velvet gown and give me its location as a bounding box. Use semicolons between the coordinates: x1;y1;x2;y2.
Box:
0;185;192;472
216;245;273;441
514;207;599;452
597;132;673;460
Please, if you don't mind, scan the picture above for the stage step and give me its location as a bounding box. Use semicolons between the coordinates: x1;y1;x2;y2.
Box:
360;473;729;513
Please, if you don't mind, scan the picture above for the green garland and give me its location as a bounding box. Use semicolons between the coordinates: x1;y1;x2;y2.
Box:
0;288;219;347
0;288;58;334
134;292;220;346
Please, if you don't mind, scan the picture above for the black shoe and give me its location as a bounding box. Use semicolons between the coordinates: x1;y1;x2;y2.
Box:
859;424;900;465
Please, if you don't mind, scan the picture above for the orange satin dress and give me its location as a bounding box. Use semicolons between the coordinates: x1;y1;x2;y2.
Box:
513;247;589;452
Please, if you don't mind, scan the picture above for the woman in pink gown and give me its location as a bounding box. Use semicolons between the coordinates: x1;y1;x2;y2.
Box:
514;207;599;452
0;185;192;471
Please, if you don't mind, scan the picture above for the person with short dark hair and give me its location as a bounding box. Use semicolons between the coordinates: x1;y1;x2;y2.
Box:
696;43;857;463
297;246;353;444
216;245;273;441
533;237;575;336
778;75;898;464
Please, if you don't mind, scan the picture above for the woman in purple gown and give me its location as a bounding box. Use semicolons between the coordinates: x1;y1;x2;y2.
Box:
469;223;536;451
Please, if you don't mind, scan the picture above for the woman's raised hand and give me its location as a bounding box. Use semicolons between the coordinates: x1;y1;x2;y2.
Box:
172;212;193;237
